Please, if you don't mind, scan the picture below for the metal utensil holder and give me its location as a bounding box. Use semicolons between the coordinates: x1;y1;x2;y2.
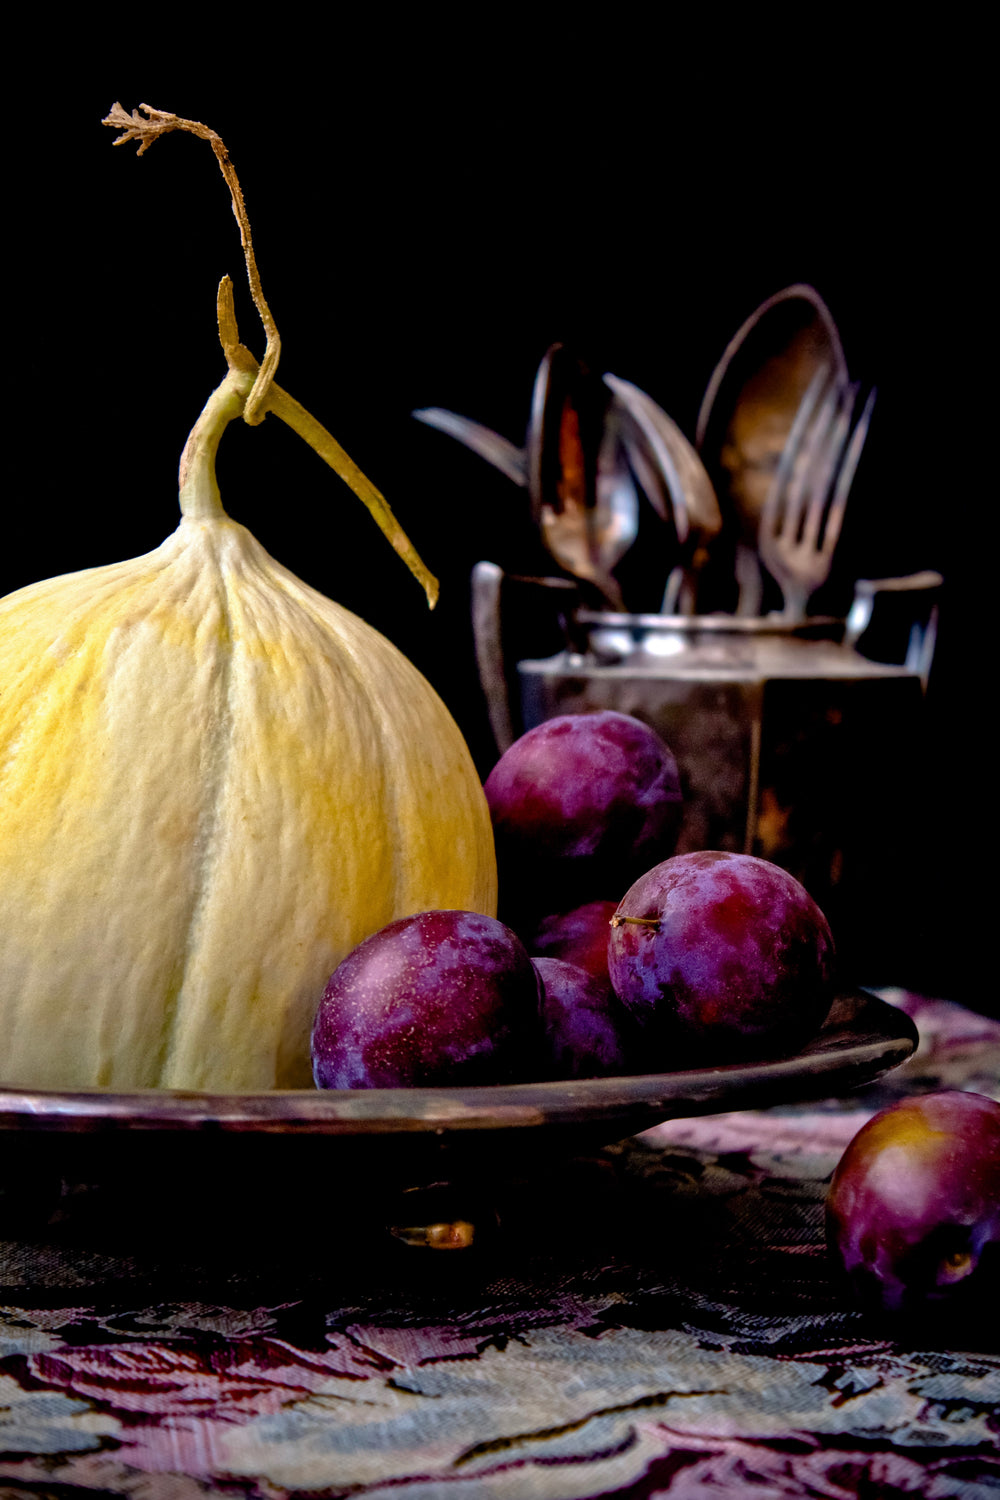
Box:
472;565;943;978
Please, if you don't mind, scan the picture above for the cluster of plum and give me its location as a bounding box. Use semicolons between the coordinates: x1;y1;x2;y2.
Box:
311;709;1000;1319
311;710;836;1089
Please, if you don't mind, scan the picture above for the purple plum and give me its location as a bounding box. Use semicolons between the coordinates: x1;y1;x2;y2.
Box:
526;900;619;988
484;711;683;926
311;910;543;1089
607;850;835;1061
826;1091;1000;1318
532;956;637;1079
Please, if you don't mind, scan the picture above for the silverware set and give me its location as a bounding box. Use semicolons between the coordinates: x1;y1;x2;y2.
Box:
415;285;876;621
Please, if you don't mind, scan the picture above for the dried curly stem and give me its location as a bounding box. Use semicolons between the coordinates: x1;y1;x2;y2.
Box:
104;105;438;607
216;279;439;607
102;102;278;426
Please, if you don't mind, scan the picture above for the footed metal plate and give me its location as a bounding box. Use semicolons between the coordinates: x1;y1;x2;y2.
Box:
0;989;916;1153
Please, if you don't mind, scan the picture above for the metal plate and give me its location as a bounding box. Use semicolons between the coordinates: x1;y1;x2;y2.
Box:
0;989;915;1145
0;990;918;1217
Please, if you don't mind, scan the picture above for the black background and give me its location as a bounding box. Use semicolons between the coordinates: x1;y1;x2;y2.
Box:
6;31;990;1010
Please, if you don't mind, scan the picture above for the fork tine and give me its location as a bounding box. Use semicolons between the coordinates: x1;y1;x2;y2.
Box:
799;380;860;552
773;373;843;550
761;362;834;543
821;384;877;558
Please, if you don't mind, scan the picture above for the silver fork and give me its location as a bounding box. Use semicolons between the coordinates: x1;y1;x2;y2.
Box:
759;371;876;621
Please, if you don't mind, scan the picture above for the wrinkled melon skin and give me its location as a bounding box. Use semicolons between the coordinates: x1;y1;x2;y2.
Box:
0;515;497;1092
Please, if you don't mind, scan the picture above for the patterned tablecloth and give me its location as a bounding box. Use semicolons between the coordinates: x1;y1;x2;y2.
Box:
1;990;998;1499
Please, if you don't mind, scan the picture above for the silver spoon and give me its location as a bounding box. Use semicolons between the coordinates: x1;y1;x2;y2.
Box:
603;375;723;611
409;407;527;487
695;284;848;615
415;345;640;608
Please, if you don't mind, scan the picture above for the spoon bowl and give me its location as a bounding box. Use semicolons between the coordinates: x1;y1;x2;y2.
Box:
604;374;723;611
696;285;848;614
527;344;635;609
415;345;642;608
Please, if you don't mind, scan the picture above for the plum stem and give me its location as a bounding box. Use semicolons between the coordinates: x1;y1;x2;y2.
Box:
610;914;662;929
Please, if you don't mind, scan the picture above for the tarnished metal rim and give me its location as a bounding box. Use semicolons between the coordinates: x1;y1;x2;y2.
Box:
0;991;916;1138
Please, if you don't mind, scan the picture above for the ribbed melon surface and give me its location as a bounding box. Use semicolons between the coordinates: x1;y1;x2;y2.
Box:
0;514;497;1091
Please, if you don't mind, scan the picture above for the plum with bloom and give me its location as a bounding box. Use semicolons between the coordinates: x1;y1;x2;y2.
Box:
608;851;835;1061
533;956;637;1079
311;910;542;1089
484;711;682;926
826;1090;1000;1317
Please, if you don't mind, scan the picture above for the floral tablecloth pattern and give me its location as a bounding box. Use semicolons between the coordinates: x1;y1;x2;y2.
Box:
2;990;998;1499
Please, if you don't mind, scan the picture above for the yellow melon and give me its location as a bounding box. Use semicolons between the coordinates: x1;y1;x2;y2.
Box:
0;371;497;1091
